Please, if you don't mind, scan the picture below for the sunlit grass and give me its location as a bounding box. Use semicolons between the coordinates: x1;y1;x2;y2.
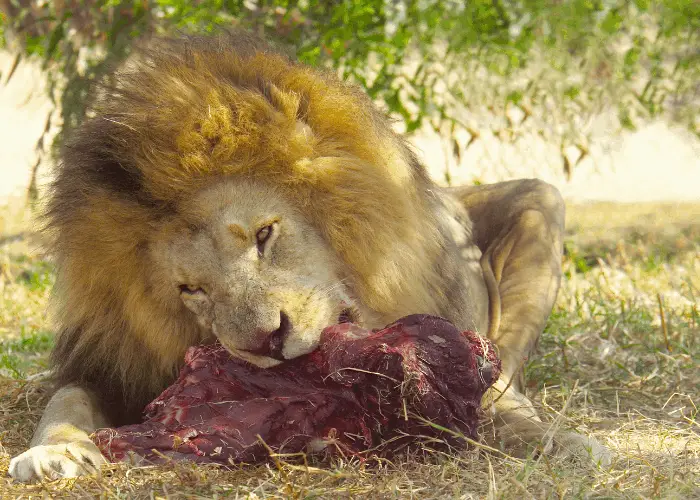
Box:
0;201;698;498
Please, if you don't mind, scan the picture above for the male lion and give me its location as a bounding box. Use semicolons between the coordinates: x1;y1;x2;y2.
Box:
9;32;610;482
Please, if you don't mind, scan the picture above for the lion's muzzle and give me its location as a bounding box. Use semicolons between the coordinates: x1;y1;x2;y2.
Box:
243;311;291;360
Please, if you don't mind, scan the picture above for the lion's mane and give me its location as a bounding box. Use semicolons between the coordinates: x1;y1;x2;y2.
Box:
45;32;447;423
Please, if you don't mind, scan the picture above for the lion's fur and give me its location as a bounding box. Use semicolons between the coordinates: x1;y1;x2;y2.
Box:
45;32;479;423
9;32;615;479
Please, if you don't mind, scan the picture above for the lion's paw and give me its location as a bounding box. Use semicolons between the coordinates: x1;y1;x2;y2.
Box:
8;441;106;483
491;420;614;468
551;430;614;468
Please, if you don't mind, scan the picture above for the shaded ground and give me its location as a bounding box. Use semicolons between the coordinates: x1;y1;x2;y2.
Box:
0;201;698;498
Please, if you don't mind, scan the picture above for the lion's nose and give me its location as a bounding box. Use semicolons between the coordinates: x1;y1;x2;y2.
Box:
247;312;291;360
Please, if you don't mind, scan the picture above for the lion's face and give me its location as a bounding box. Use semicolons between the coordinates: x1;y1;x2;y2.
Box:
149;178;359;367
48;33;444;404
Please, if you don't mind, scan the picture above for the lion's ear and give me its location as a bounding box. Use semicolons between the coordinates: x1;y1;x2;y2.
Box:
265;83;303;121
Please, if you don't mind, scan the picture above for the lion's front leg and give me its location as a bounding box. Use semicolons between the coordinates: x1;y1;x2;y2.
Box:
456;179;612;465
8;385;109;482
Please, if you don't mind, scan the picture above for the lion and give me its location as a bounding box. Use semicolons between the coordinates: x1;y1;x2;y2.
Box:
9;32;610;482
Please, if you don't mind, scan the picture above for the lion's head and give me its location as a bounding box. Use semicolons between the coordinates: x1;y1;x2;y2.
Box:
149;177;359;367
44;31;465;422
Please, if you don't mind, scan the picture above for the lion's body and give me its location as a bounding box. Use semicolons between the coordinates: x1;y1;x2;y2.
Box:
9;32;610;483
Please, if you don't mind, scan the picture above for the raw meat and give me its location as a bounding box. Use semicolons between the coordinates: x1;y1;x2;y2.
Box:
92;314;500;465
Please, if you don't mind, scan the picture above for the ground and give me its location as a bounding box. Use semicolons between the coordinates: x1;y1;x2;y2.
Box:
0;200;698;499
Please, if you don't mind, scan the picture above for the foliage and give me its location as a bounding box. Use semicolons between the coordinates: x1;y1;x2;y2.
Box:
0;1;698;177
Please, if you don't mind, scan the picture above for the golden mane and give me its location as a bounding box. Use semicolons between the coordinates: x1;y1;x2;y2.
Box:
44;32;445;422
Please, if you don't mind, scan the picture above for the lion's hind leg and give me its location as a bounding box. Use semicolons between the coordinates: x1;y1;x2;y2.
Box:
457;179;612;465
482;379;612;465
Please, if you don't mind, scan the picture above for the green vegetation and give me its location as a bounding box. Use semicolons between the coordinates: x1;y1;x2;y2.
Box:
0;246;55;379
0;328;54;378
1;1;698;183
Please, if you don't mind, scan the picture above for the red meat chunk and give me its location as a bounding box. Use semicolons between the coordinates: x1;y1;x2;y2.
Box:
92;314;501;465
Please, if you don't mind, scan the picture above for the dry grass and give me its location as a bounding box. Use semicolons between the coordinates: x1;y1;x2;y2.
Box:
0;200;698;499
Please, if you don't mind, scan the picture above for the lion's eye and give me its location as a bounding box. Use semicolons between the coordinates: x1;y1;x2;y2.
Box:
179;284;204;295
255;222;278;255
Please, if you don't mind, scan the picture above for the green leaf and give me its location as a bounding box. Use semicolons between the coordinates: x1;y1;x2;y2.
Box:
601;9;623;34
619;108;636;131
623;47;641;79
405;119;422;134
45;19;66;64
564;86;580;100
624;47;641;68
507;90;523;105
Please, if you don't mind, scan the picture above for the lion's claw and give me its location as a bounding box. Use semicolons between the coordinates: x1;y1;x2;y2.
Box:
8;441;106;483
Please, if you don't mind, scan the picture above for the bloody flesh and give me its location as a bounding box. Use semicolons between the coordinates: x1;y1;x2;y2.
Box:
92;314;501;465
